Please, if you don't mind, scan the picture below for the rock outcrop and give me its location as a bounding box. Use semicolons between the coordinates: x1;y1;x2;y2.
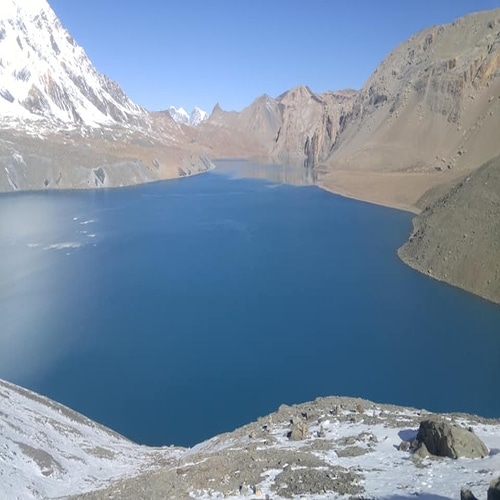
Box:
462;486;480;500
414;419;489;459
489;477;500;500
272;86;356;167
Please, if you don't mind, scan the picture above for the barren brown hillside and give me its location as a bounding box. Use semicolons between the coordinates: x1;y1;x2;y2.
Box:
398;156;500;304
329;9;500;173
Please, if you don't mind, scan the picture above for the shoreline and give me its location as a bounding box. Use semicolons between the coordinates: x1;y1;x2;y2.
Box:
317;168;473;215
318;180;420;214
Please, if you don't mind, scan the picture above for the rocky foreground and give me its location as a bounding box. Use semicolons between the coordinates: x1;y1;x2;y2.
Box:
1;378;499;499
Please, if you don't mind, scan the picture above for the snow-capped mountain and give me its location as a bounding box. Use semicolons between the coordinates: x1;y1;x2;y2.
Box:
168;105;208;126
189;106;208;125
0;0;147;127
167;105;190;124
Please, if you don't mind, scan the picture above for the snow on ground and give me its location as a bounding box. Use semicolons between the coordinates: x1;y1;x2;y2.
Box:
304;413;500;498
0;379;182;499
187;403;500;499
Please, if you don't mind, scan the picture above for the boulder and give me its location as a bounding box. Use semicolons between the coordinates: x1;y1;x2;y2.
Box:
488;477;500;500
415;419;489;459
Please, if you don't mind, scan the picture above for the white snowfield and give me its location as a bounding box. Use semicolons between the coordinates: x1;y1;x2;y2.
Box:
0;0;146;128
0;378;182;499
1;377;499;499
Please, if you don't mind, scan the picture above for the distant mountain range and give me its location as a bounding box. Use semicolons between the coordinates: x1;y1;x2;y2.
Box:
167;106;208;126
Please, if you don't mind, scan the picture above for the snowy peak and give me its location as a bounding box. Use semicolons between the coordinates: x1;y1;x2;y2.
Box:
189;106;208;125
168;105;208;126
0;0;147;127
167;105;190;124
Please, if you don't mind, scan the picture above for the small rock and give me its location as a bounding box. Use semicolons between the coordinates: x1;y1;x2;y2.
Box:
413;442;430;458
461;487;479;500
398;440;411;452
488;477;500;500
239;483;251;495
288;421;307;441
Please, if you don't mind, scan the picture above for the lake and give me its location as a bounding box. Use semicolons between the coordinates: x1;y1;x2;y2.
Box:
0;161;499;447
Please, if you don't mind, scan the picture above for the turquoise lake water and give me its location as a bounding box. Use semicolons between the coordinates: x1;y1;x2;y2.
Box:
0;161;499;446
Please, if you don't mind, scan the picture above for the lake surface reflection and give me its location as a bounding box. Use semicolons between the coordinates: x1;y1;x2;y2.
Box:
212;158;318;185
0;161;499;447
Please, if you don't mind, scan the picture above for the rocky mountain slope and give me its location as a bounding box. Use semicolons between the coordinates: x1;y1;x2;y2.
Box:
0;0;146;127
197;86;357;167
328;8;500;175
0;0;211;192
398;155;500;304
1;377;499;499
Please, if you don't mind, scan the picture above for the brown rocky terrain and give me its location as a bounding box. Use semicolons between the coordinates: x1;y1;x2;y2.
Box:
202;9;500;210
319;8;500;216
329;9;500;174
196;86;357;167
398;156;500;304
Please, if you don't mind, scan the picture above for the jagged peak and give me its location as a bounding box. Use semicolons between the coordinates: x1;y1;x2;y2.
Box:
210;103;224;115
277;85;319;105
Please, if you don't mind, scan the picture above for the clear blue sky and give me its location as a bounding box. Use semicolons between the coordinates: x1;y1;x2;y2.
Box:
49;0;500;113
